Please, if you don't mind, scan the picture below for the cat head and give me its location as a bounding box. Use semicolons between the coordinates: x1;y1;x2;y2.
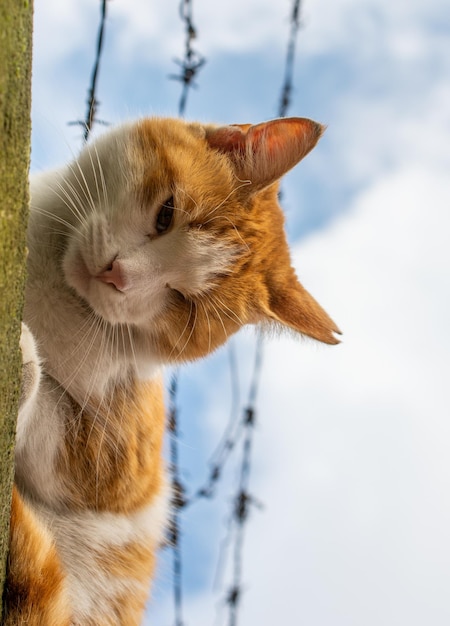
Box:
62;116;340;364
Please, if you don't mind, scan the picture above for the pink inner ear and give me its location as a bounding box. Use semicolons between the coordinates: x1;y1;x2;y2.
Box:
246;117;324;160
205;118;325;188
205;126;247;155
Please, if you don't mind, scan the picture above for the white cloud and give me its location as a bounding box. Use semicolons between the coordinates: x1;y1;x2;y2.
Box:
32;0;96;64
112;0;292;62
301;0;449;59
163;162;450;626
244;165;450;625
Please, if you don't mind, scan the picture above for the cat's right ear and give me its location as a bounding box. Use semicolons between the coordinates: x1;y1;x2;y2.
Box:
204;117;324;191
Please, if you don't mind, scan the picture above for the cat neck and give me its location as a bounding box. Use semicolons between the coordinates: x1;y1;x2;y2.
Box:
23;266;161;408
24;301;161;407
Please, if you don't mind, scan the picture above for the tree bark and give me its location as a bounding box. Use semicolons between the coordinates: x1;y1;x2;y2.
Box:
0;0;33;602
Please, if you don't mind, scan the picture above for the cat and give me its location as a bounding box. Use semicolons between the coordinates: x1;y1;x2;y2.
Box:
4;116;340;625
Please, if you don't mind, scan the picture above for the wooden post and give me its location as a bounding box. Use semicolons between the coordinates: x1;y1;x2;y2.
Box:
0;0;33;601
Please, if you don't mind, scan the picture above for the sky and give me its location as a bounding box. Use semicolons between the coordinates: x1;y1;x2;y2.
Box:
30;1;450;625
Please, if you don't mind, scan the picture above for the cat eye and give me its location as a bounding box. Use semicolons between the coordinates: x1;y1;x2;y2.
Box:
156;196;175;234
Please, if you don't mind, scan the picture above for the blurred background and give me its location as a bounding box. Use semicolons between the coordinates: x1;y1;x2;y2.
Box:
31;0;450;624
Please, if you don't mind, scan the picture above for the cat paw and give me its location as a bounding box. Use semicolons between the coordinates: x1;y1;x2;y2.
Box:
19;323;41;414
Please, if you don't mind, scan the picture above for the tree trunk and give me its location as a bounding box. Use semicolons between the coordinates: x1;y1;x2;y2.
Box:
0;0;33;602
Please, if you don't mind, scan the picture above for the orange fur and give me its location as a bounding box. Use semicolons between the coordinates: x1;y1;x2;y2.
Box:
6;380;166;624
7;116;340;625
132;118;340;364
4;489;71;626
58;378;166;513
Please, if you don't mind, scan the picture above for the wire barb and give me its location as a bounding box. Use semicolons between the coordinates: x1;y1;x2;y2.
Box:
223;334;263;626
170;0;206;117
69;0;109;142
166;2;303;625
278;0;302;118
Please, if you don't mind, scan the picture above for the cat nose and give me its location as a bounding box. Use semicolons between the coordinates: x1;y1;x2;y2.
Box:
96;259;128;292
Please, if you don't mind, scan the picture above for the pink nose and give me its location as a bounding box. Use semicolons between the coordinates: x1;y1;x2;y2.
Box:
96;259;128;292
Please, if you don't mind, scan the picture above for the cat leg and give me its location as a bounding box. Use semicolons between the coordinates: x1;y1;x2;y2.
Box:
4;326;71;624
16;323;41;445
3;487;72;626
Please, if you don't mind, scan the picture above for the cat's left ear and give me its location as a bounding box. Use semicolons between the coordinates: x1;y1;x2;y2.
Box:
205;117;324;190
263;275;342;345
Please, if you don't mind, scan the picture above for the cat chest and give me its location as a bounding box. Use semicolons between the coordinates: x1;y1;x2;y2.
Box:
47;483;170;625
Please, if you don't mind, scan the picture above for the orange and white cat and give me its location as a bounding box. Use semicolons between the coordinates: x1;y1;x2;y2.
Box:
5;117;340;625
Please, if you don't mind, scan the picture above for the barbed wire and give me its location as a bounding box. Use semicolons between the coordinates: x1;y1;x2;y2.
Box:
184;341;242;506
223;335;264;626
170;0;206;117
69;0;109;141
167;1;304;623
220;2;303;622
279;0;302;118
167;374;186;626
72;1;303;624
166;2;206;624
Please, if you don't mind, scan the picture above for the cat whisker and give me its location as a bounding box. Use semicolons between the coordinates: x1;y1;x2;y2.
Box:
57;315;107;428
39;309;103;410
204;179;251;220
93;322;121;509
65;160;98;217
172;205;190;218
167;298;197;360
53;179;89;228
93;143;109;209
60;174;90;223
125;323;140;377
86;147;103;213
39;228;73;242
205;297;229;341
232;173;253;187
48;311;105;440
31;204;82;235
198;299;212;354
52;310;104;378
176;186;201;220
165;298;191;360
177;300;198;359
202;214;250;252
210;293;245;327
85;317;115;452
113;325;128;466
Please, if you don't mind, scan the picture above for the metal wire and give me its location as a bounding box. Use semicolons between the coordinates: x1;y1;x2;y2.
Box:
70;0;109;141
167;0;304;622
278;0;302;118
71;1;305;624
166;3;206;622
168;374;186;626
222;0;304;618
225;337;264;626
170;0;206;116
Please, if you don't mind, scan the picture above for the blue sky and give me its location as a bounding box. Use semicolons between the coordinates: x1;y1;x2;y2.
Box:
31;1;450;624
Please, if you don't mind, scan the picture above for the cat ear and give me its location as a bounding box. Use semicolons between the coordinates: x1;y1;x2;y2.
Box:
205;117;325;190
265;278;341;345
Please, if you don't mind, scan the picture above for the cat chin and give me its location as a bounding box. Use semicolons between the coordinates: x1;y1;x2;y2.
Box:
66;276;167;330
76;289;162;328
